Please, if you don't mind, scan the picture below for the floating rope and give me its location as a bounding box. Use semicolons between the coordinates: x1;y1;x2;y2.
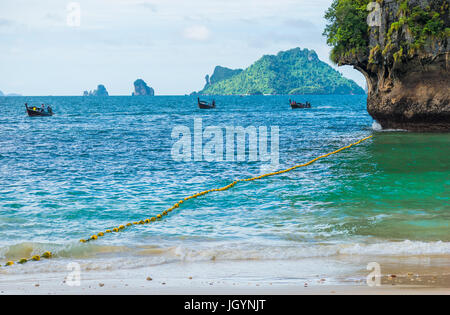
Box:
1;135;373;267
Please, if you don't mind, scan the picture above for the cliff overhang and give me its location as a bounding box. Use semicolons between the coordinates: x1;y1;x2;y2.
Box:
326;0;449;131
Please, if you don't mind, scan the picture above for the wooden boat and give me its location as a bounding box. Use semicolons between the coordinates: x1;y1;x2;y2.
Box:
290;99;311;109
25;104;54;117
198;98;216;109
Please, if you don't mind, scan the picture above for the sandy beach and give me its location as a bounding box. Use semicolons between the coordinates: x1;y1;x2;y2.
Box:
1;273;448;295
1;258;449;295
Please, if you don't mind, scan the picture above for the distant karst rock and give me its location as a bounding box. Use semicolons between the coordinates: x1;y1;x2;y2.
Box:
0;90;22;96
83;84;109;96
132;79;155;96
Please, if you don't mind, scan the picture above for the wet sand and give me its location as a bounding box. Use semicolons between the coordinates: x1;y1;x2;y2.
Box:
0;258;449;295
0;277;448;295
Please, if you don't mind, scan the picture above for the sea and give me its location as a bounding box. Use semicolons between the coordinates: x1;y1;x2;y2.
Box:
0;95;449;285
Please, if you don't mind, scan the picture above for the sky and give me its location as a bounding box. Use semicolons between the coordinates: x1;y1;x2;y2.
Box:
0;0;366;96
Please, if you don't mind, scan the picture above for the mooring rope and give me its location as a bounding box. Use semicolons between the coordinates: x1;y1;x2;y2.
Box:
1;135;373;267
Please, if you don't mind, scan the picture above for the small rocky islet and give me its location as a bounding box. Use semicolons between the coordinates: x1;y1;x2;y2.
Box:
82;79;155;97
83;84;109;96
132;79;155;96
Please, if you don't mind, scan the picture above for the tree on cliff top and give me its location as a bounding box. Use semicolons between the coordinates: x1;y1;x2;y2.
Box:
323;0;371;64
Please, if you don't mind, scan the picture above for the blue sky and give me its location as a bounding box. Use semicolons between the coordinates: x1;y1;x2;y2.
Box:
0;0;365;96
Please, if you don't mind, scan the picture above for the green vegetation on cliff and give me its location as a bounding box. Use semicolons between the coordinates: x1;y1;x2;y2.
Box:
324;0;449;64
205;66;243;87
385;0;450;59
323;0;370;63
197;48;364;95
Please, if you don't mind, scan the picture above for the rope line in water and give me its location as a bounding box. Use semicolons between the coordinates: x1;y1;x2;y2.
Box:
1;135;373;267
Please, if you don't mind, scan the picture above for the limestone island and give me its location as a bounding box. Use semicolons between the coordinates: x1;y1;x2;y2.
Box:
83;84;109;96
324;0;449;131
132;79;155;96
191;48;365;96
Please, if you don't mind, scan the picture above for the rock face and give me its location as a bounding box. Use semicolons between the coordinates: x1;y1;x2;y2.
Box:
83;84;109;96
0;90;3;96
132;79;154;96
331;0;449;131
204;66;243;88
192;66;242;95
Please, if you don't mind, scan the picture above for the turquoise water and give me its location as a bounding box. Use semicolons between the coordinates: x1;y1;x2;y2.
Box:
0;95;449;272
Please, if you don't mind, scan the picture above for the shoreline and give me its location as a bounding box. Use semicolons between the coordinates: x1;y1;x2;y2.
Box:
1;275;448;295
1;258;449;295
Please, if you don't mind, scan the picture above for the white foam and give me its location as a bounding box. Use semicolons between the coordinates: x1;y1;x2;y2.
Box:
169;240;450;261
371;121;407;132
372;121;382;131
338;240;450;256
2;240;450;275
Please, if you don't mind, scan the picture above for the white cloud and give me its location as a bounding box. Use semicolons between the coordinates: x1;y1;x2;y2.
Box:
0;0;367;95
136;1;158;12
183;25;211;41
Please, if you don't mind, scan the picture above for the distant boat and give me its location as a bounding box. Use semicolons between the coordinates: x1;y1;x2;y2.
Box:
198;98;216;109
25;104;53;117
290;99;311;109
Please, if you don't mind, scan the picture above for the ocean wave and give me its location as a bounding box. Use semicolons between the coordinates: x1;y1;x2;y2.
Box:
338;240;450;256
0;242;132;261
1;240;450;264
167;240;450;261
1;240;450;276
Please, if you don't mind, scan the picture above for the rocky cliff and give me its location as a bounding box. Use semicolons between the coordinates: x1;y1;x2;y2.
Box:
0;90;3;96
324;0;449;131
132;79;155;96
83;84;109;96
191;66;243;95
204;66;243;88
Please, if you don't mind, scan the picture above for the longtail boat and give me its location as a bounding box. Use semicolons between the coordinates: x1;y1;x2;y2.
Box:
25;104;54;117
198;98;216;109
290;99;311;109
